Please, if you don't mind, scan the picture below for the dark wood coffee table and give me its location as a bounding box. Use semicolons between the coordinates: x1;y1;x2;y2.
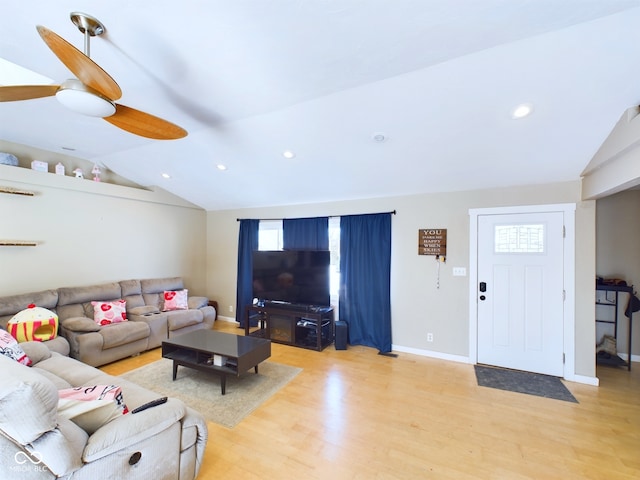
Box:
161;329;271;395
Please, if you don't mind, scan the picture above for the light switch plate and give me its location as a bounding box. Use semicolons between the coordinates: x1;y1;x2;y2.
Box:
453;267;466;276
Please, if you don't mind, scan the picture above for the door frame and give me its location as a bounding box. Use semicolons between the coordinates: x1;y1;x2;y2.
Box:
468;203;576;379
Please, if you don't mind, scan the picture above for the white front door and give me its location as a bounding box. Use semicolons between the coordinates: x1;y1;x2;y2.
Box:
477;211;565;376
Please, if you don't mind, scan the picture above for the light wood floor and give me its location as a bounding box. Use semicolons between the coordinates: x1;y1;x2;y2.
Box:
101;321;640;479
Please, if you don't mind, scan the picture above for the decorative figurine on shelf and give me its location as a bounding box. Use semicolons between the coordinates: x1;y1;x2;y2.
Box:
55;162;65;175
91;164;102;182
72;168;84;179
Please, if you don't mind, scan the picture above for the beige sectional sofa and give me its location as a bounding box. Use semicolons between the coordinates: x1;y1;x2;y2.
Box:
0;341;207;479
0;277;216;367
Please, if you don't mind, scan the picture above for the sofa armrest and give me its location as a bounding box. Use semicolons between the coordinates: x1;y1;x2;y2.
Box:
83;398;186;463
20;340;53;364
188;296;209;309
60;316;101;332
180;407;208;478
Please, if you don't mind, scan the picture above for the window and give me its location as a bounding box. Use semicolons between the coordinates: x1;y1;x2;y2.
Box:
257;218;341;307
494;224;545;253
258;220;283;251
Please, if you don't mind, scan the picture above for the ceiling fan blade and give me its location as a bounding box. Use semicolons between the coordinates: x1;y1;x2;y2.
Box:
36;25;122;101
0;84;59;101
104;104;187;140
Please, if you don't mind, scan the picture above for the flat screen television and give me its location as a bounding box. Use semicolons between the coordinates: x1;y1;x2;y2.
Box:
252;250;330;307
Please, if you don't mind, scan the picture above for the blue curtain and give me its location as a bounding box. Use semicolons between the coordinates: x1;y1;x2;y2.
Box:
283;217;329;250
235;219;259;327
339;213;392;353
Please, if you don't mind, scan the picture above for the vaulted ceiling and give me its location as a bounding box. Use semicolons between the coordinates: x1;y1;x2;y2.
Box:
2;1;640;210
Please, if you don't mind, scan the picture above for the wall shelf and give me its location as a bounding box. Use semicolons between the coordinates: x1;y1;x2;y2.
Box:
0;241;37;247
0;186;35;196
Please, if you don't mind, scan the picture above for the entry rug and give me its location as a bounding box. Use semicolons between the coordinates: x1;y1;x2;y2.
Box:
121;358;302;428
474;365;578;403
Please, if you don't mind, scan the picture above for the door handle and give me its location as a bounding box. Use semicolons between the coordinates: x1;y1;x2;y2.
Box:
479;282;486;292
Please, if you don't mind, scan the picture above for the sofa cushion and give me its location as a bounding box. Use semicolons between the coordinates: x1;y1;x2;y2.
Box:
141;277;184;294
58;282;122;308
58;385;129;435
83;399;186;463
119;279;142;297
0;289;58;317
0;329;31;365
166;310;202;331
0;354;58;444
91;300;128;325
141;277;185;311
61;316;101;332
129;305;160;316
100;321;150;349
21;340;53;364
162;289;189;311
120;279;146;310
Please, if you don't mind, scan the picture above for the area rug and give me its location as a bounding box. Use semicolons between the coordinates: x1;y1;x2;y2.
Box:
474;365;578;403
120;359;302;428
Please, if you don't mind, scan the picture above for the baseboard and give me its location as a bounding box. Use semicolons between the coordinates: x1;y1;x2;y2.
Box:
216;315;237;323
392;344;602;386
391;344;470;364
617;352;640;363
564;373;599;386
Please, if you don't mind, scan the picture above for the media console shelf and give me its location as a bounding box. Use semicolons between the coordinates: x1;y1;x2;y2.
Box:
244;304;334;351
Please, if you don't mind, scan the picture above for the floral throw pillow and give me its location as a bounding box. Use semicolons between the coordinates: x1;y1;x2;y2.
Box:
58;385;129;435
162;289;188;311
0;329;32;366
91;300;128;326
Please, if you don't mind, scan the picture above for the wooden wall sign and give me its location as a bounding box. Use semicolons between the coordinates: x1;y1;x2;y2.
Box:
418;229;447;256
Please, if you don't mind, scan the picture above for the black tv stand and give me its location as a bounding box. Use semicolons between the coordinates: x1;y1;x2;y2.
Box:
261;301;331;313
245;303;334;351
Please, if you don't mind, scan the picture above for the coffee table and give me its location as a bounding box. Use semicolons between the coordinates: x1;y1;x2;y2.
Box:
161;330;271;395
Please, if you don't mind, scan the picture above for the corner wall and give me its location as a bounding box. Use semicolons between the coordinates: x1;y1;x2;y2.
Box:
596;189;640;360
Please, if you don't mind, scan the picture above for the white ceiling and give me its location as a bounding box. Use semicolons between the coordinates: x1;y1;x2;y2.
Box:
2;0;640;210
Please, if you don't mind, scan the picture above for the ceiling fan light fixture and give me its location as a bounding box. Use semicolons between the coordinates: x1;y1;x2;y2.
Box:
55;79;116;117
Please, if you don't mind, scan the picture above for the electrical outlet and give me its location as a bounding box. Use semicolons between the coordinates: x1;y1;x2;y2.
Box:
427;333;433;342
228;305;233;313
453;267;467;276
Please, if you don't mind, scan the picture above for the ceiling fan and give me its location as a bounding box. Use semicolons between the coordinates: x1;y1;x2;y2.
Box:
0;12;187;140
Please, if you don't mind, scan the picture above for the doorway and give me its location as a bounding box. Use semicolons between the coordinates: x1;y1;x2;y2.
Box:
469;204;576;378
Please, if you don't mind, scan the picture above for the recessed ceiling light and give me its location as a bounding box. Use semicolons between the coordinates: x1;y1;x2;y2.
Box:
283;150;295;159
372;133;387;142
216;164;227;171
511;103;533;119
161;173;171;179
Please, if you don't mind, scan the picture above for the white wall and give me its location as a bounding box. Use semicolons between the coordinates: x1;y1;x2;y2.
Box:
1;151;597;378
0;164;208;295
596;189;640;359
207;180;597;378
